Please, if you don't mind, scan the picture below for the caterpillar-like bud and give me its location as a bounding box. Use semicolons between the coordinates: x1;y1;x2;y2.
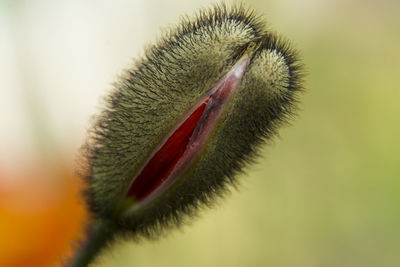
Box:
81;4;304;238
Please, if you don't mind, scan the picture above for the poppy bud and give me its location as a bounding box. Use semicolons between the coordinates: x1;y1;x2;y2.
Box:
81;4;304;238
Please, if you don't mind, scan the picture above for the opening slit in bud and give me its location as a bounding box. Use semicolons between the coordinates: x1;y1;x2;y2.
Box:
126;56;250;208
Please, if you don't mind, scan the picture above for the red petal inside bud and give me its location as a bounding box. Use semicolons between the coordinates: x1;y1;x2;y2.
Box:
127;100;208;202
126;57;249;207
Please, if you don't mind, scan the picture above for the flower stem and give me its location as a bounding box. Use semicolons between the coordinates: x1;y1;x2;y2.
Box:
69;219;115;267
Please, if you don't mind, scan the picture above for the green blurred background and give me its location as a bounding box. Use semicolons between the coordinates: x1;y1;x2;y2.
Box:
2;0;399;266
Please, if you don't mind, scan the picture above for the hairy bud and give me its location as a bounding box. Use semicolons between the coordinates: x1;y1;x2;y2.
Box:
80;4;304;238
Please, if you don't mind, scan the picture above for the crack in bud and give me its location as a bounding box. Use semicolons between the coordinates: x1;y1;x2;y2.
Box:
126;56;249;209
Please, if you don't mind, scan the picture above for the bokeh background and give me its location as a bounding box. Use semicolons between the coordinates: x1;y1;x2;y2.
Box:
1;0;399;266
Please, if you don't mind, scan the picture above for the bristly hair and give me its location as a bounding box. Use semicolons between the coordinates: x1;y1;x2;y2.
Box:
78;2;305;240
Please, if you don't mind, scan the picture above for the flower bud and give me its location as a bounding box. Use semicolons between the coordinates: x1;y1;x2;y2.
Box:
81;4;304;237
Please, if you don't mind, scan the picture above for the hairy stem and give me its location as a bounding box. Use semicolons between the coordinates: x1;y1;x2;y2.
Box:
69;219;115;267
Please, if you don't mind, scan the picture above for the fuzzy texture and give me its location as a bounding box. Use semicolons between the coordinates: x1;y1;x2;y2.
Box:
80;4;304;238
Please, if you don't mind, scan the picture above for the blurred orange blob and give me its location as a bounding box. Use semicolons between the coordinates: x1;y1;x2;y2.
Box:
0;160;89;267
